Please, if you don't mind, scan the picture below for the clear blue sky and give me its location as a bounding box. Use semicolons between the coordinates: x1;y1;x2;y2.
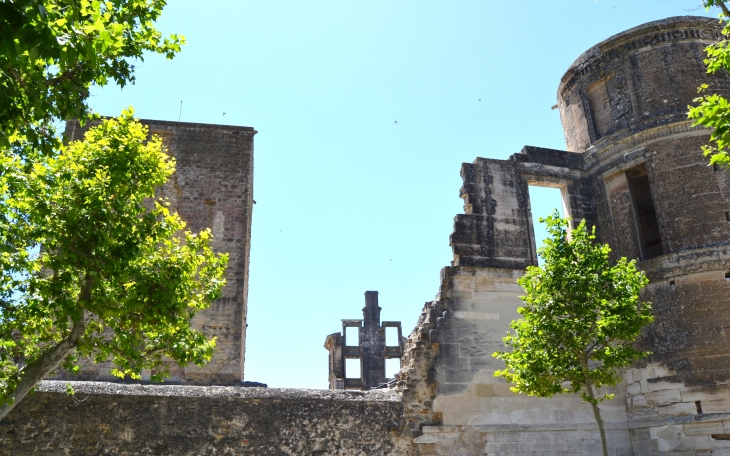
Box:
89;0;716;388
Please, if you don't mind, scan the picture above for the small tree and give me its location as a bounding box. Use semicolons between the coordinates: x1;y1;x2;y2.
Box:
493;213;653;456
689;0;730;169
0;110;228;421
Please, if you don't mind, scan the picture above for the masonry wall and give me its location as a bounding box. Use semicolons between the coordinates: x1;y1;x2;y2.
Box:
399;157;632;456
59;120;256;384
0;381;406;456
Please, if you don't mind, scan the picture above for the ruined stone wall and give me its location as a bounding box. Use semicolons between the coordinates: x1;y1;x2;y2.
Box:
398;16;730;455
0;381;406;456
59;119;256;384
399;156;632;456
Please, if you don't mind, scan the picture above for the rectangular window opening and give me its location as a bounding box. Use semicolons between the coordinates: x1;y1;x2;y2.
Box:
725;269;730;279
345;358;361;380
725;210;730;222
626;164;664;260
527;185;567;266
669;280;675;287
385;358;401;379
696;400;703;414
385;327;399;347
345;326;360;347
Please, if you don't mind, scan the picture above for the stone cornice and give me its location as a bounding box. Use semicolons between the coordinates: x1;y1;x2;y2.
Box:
559;16;721;97
582;120;709;172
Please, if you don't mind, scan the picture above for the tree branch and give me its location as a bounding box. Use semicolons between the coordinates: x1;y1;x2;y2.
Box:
717;0;730;18
0;274;94;422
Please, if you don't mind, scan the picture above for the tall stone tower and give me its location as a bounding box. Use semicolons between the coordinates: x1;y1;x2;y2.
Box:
400;16;730;455
58;119;256;385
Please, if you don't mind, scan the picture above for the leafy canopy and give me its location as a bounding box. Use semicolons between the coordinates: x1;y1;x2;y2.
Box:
0;110;227;409
493;214;652;405
0;0;184;155
688;0;730;168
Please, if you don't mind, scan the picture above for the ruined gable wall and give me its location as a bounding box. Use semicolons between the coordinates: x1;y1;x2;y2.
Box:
0;381;406;456
399;155;631;456
58;119;256;384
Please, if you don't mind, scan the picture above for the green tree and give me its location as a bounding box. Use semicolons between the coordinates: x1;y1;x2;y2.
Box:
689;0;730;168
493;214;653;456
0;110;228;421
0;0;184;156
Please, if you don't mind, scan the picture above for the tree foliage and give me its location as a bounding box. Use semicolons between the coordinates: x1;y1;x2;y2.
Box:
0;0;184;155
0;110;228;420
688;0;730;168
493;214;652;456
0;0;217;421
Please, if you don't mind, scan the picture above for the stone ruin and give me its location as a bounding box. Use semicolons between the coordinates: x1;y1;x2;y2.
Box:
3;15;730;456
325;291;405;390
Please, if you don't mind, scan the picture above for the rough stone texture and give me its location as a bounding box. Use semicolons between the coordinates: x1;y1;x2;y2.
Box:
57;119;256;385
0;381;405;456
558;16;726;153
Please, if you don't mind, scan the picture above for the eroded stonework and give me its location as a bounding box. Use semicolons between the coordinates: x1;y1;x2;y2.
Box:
399;15;730;456
325;291;406;390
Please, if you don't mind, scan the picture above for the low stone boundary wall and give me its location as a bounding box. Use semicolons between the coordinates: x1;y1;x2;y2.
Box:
0;381;405;456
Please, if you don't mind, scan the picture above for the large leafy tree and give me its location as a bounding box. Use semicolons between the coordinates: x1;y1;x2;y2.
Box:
0;110;228;421
493;214;653;456
689;0;730;168
0;1;228;422
0;0;183;155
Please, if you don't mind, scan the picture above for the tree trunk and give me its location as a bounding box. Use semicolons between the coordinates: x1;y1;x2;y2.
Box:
0;275;93;422
0;313;87;421
586;377;609;456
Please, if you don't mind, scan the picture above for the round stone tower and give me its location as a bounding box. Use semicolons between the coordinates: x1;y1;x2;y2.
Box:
557;16;730;451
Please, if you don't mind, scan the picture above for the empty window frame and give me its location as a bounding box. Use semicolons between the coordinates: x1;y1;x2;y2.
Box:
626;163;663;260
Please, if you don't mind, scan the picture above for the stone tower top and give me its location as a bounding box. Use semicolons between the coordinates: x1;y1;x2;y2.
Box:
557;16;725;152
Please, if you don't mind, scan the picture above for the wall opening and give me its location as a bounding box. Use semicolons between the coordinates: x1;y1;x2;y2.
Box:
385;358;400;379
345;358;361;380
385;326;398;347
626;163;663;260
528;185;566;265
345;326;360;347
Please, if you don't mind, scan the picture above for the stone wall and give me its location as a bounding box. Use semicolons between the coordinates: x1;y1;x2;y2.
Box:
0;381;406;456
59;119;256;384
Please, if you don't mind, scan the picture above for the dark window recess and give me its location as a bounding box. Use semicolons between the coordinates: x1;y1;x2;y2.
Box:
626;164;664;260
725;210;730;222
712;434;730;440
669;280;675;287
696;400;703;414
725;269;730;279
